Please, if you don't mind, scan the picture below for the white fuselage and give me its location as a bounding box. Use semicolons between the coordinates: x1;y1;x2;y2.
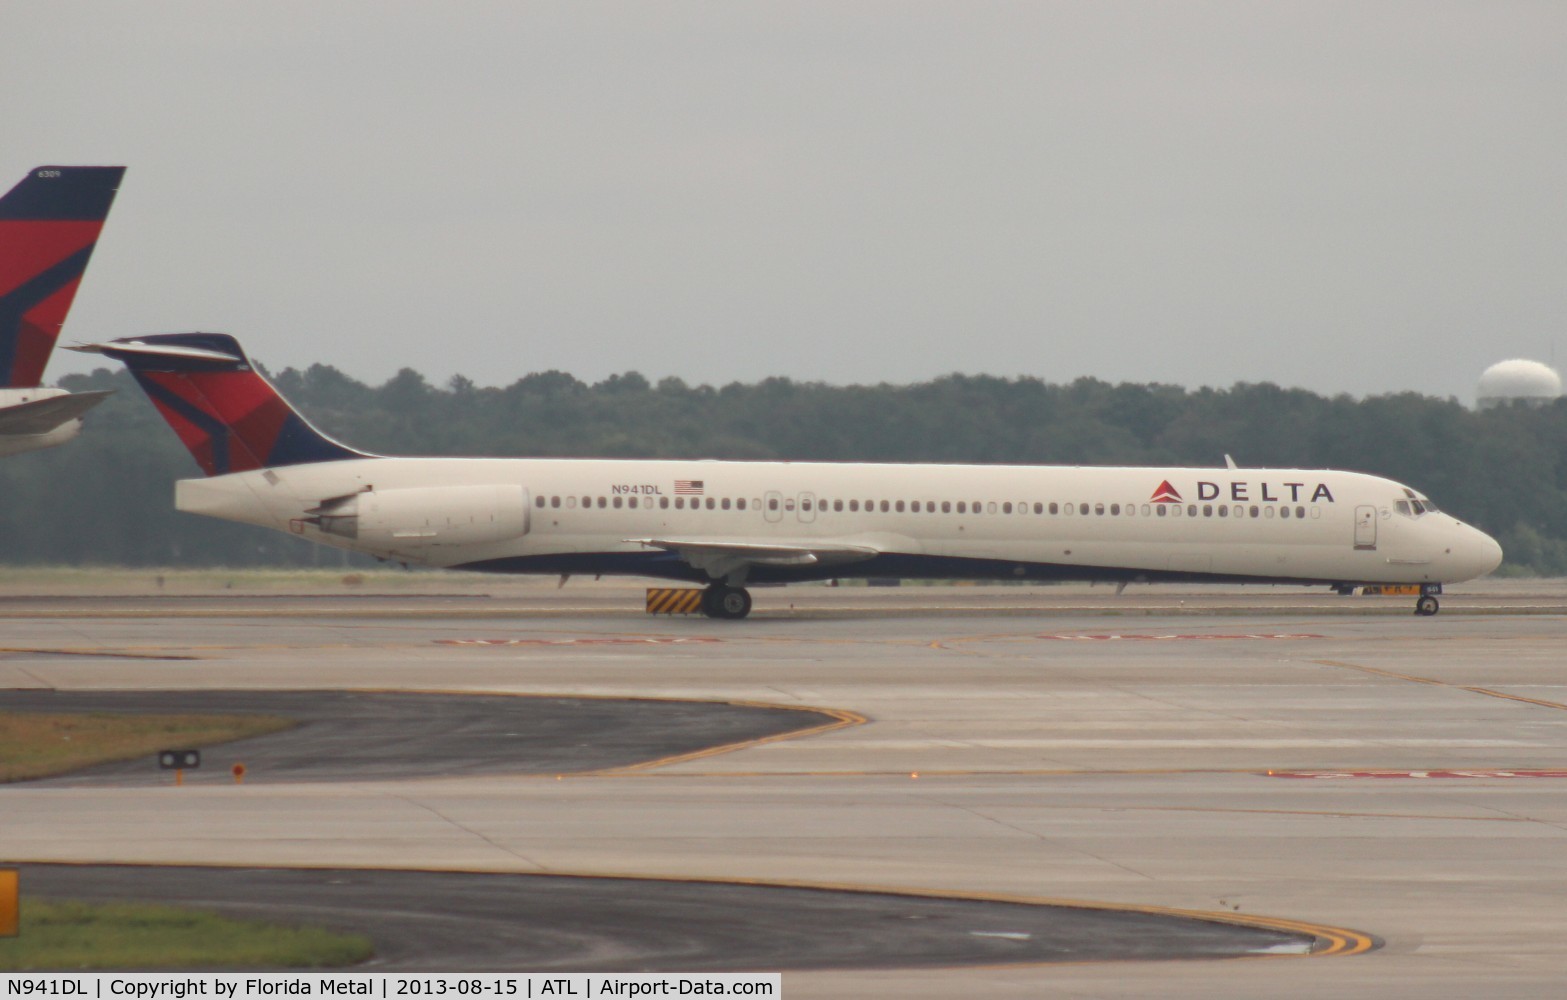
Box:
175;457;1503;588
0;387;83;458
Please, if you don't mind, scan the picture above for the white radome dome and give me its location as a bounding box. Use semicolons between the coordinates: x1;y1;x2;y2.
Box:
1477;359;1562;409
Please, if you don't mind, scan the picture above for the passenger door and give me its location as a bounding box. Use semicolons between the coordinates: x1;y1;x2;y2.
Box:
1353;505;1377;550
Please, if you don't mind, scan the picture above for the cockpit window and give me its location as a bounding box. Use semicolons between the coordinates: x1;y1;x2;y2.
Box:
1396;496;1441;517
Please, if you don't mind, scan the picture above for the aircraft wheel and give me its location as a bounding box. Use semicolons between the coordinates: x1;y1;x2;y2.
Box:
703;585;752;620
1415;595;1439;616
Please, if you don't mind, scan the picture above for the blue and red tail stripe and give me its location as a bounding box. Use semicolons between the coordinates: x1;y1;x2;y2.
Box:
87;333;371;477
0;165;125;387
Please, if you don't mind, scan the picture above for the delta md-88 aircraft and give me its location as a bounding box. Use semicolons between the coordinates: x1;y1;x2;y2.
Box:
76;333;1503;618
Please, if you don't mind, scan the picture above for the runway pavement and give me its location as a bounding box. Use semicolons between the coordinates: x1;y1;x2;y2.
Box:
2;581;1565;997
14;863;1328;970
5;690;844;785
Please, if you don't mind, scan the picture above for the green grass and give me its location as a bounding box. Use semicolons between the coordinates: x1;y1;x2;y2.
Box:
0;713;295;782
0;899;372;970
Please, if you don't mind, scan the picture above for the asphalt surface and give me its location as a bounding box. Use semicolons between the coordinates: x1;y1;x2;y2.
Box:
4;584;1560;995
3;691;831;785
15;863;1322;971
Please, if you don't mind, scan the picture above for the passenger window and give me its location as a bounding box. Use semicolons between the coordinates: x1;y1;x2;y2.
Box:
942;501;951;513
956;501;966;514
1079;503;1090;516
535;496;546;508
928;501;937;513
1172;505;1183;517
1249;506;1258;518
567;496;578;509
1280;506;1290;519
628;497;638;509
1049;503;1058;515
676;497;685;509
549;496;559;508
850;500;860;512
722;498;731;510
1157;505;1167;517
1202;504;1211;517
769;498;779;511
1296;506;1305;519
1217;504;1227;518
1140;504;1151;516
1002;502;1013;514
739;499;748;511
895;500;906;513
880;500;890;512
1094;503;1104;516
597;497;606;508
1110;504;1119;515
613;496;623;509
659;497;668;509
1264;506;1274;518
1186;505;1196;517
1033;502;1043;514
706;497;716;510
834;500;843;512
1064;502;1074;516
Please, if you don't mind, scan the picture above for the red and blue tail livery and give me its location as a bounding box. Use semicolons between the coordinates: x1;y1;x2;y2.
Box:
0;165;125;388
79;333;370;476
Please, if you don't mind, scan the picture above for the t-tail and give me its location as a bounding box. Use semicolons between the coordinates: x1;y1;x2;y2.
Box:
0;165;125;388
70;333;373;476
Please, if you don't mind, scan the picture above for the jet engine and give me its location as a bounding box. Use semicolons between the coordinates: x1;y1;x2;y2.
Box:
306;484;529;553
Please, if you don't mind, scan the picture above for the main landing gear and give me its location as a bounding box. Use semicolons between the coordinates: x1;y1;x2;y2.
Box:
701;584;753;620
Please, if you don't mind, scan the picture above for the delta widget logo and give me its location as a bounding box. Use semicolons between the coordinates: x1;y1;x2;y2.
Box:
1150;480;1182;503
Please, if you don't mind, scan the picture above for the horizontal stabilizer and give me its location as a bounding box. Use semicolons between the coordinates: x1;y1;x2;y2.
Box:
0;390;111;436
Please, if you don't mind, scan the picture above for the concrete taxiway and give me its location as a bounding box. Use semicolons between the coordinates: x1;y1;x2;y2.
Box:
2;581;1566;996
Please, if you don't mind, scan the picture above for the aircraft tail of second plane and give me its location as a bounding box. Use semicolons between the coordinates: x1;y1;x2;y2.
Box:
0;165;125;388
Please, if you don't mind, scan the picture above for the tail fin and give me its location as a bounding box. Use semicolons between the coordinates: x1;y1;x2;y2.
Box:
0;165;125;387
71;333;373;476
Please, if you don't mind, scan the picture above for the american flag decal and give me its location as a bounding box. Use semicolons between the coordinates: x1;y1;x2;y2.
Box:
674;480;705;495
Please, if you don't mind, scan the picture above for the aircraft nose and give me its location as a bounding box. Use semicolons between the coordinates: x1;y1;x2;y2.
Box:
1454;524;1504;581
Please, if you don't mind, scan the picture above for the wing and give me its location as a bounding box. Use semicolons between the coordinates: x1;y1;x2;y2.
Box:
625;537;881;581
0;390;112;436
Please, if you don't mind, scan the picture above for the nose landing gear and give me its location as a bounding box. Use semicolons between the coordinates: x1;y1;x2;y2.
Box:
1415;594;1439;616
701;585;753;620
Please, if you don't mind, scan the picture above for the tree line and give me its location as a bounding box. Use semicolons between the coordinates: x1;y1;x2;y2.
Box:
2;362;1564;574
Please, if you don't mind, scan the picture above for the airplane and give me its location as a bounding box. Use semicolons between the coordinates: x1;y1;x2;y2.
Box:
74;332;1504;618
0;165;125;458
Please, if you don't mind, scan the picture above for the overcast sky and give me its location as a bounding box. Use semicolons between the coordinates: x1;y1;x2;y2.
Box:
7;2;1563;401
